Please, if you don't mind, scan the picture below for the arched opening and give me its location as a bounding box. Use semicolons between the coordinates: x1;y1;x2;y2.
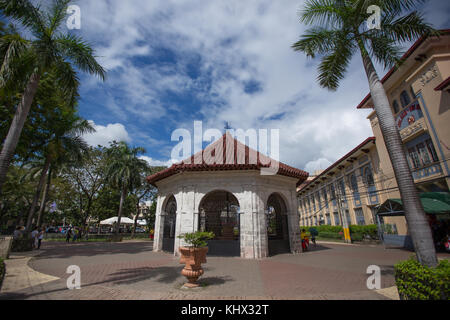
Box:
198;190;240;256
267;193;290;256
162;195;177;252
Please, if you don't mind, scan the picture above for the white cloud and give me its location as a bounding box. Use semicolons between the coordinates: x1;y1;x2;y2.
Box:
305;158;333;175
74;0;448;170
83;121;131;147
139;156;175;167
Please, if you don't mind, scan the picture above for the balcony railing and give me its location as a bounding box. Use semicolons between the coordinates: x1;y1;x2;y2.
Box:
412;162;443;181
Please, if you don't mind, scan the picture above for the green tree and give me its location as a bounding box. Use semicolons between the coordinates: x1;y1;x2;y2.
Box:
130;166;166;237
0;0;106;195
292;0;438;266
106;142;148;235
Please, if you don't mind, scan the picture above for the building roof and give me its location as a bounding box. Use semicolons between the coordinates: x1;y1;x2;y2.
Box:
297;137;376;194
147;132;309;186
434;76;450;91
356;29;450;109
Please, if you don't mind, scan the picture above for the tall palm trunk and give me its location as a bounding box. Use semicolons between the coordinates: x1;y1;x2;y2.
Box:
25;156;51;232
0;73;41;195
37;165;52;227
131;201;140;239
358;43;437;267
116;185;127;234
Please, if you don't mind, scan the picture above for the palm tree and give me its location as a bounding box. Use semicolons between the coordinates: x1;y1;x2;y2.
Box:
292;0;438;267
0;0;106;195
24;118;93;231
106;142;148;235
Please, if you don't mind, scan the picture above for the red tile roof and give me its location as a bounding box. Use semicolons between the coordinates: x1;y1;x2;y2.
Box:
434;76;450;91
147;132;309;186
356;29;450;109
297;137;376;193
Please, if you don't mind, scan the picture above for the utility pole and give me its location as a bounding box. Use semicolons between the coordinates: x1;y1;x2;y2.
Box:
335;183;352;243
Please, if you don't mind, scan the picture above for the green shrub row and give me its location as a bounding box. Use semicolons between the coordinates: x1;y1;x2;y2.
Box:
300;225;379;239
395;258;450;300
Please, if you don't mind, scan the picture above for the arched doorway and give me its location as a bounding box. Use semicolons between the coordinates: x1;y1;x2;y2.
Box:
267;193;290;256
162;195;177;252
198;190;240;256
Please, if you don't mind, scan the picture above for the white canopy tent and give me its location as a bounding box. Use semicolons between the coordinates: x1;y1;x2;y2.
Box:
100;217;135;225
137;219;147;226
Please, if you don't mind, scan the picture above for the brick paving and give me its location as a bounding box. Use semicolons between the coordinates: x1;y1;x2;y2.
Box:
1;240;442;300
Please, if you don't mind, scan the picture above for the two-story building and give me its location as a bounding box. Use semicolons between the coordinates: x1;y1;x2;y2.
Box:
298;30;450;239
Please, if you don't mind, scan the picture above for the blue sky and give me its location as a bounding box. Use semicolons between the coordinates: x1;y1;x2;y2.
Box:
65;0;450;172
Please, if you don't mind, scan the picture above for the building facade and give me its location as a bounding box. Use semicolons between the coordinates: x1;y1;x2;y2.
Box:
298;31;450;237
297;138;392;231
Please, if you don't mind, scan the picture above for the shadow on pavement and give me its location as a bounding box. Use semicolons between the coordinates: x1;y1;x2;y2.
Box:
34;241;154;259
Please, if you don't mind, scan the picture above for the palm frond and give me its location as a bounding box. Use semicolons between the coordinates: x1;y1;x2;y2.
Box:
0;0;47;39
300;0;343;28
317;39;355;90
292;27;344;58
0;33;30;87
46;0;71;35
52;59;80;107
379;11;438;42
365;34;402;69
55;34;106;81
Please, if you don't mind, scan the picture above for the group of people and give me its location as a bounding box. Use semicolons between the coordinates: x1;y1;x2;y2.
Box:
13;226;45;250
300;228;316;252
65;227;82;243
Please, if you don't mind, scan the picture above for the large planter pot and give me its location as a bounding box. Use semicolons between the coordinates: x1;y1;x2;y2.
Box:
179;247;208;288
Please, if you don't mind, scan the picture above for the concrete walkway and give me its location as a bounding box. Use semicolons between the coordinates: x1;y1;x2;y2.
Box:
1;240;441;300
1;253;59;293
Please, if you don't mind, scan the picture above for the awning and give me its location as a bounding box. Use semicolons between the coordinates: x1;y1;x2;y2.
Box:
100;217;135;225
377;192;450;216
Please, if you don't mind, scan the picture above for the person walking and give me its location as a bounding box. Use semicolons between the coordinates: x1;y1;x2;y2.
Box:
37;228;45;250
301;229;309;252
66;228;72;243
31;226;39;249
13;226;22;240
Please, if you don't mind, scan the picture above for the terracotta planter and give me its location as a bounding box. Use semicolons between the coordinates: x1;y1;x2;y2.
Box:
179;246;208;288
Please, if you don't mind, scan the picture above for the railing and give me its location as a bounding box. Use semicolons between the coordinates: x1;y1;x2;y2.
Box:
412;162;443;181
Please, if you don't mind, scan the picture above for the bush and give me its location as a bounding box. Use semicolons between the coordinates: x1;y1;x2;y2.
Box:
317;232;343;240
178;231;215;248
395;258;450;300
300;224;379;240
0;258;4;290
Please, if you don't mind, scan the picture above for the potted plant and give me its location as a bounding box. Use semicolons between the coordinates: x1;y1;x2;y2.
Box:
177;231;214;288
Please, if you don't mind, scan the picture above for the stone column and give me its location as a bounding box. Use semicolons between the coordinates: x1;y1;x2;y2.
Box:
287;190;301;253
153;195;164;252
239;186;268;259
173;186;197;256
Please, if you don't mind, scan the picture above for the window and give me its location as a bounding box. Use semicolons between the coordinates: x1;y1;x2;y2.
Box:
317;191;322;209
338;179;346;196
363;166;375;186
417;143;431;165
408;147;421;169
350;174;358;192
355;208;366;226
311;194;316;212
426;139;439;162
393;100;400;113
400;90;411;108
326;213;331;225
333;212;340;225
323;188;328;208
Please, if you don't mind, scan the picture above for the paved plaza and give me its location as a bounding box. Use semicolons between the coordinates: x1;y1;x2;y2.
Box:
0;240;440;300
